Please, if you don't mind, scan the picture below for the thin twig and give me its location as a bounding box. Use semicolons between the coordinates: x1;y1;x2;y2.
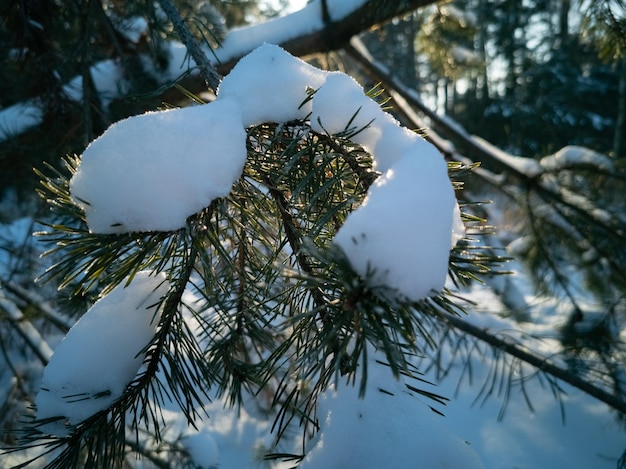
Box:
0;296;53;365
266;186;330;328
157;0;222;92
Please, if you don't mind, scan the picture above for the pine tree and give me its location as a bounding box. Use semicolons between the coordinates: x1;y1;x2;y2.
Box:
2;1;626;467
4;25;501;469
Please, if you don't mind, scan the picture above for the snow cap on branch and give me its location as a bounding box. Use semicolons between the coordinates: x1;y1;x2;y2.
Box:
69;42;457;299
334;153;455;302
70;99;247;233
539;145;614;173
310;71;442;173
35;271;169;435
216;43;328;127
310;72;383;146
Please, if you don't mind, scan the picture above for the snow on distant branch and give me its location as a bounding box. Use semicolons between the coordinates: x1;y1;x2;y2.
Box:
540;145;614;173
214;0;368;63
0;101;44;142
470;136;543;178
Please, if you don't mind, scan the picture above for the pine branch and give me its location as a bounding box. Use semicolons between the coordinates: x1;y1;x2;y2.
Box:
19;85;518;466
439;310;626;415
348;34;626;419
1;280;72;332
157;0;222;92
266;185;331;328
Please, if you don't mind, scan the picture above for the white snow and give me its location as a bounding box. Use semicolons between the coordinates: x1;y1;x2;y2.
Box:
71;43;455;302
62;59;128;109
432;278;626;469
0;101;44;142
217;6;322;62
0;2;622;467
451;201;465;248
371;116;442;174
214;0;368;63
0;0;370;144
0;295;53;365
540;145;614;173
70;99;247;233
182;429;220;468
471;135;543;178
311;72;445;173
310;72;382;140
309;71;457;299
35;271;169;434
299;355;485;469
216;44;328;127
334;154;454;302
116;16;149;43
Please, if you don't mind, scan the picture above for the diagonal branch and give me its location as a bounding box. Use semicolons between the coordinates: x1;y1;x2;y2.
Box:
157;0;223;92
346;36;626;416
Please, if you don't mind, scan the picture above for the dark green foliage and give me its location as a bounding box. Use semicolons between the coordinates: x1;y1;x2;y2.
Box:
15;101;504;467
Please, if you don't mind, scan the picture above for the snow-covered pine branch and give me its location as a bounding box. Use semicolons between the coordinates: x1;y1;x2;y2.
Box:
69;44;462;300
347;34;626;422
17;43;490;468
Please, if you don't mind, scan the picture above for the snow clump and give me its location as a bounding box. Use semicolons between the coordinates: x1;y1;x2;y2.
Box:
334;154;455;301
216;44;327;126
35;271;169;435
70;100;247;233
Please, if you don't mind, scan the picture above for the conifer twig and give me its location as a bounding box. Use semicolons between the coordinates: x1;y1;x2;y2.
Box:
266;186;330;328
157;0;222;92
0;296;53;365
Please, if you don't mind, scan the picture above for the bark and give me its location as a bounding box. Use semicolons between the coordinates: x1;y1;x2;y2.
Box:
558;0;570;47
250;0;437;69
158;0;223;92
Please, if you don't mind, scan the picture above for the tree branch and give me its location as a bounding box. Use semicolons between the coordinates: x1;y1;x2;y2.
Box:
176;0;440;91
157;0;222;92
0;296;53;366
440;310;626;415
273;0;436;64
